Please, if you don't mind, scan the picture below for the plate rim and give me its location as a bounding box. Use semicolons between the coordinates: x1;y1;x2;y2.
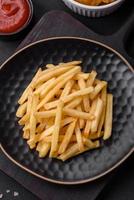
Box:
0;36;134;185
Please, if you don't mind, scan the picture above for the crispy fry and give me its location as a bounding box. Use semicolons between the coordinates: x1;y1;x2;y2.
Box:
58;120;76;154
78;78;90;112
103;94;113;140
87;71;97;87
29;94;39;140
16;102;27;118
75;122;84;151
91;98;103;133
50;101;64;156
23;130;30;139
34;77;55;95
77;105;85;129
60;80;74;97
90;81;106;100
83;98;97;137
63;107;94;120
97;86;107;137
65;97;82;109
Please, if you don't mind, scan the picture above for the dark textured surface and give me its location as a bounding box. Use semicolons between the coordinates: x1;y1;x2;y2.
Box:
0;38;134;183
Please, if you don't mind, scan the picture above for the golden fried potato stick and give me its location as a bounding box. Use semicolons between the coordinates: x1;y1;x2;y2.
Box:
75;122;84;151
38;143;51;158
59;61;82;67
58;120;76;154
34;77;55;95
29;94;39;140
65;97;82;109
16;102;27;118
59;139;100;161
87;71;97;87
63;107;94;120
50;101;64;156
91;98;103;133
103;94;113;140
77;105;85;129
74;73;89;80
18;113;29;125
97;86;107;137
83;98;97;137
60;80;74;97
23;130;30;139
90;81;106;100
41;135;77;143
35;65;74;86
78;78;90;112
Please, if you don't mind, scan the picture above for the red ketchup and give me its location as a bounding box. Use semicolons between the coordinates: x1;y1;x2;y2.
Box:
0;0;31;34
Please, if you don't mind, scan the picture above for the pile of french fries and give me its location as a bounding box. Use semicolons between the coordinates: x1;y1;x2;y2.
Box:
16;61;113;161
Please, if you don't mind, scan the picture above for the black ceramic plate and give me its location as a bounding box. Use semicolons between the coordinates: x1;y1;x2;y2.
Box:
0;37;134;185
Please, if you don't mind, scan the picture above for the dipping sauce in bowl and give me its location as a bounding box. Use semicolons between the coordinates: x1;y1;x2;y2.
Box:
0;0;33;35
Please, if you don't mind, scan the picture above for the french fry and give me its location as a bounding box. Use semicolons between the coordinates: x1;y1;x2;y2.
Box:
74;73;89;80
26;87;33;115
65;97;82;109
46;64;55;69
60;80;74;97
87;71;97;87
35;66;74;86
90;81;106;100
58;120;76;154
18;113;29;125
38;143;51;158
59;60;82;67
63;107;94;120
23;130;30;139
83;137;100;148
16;102;27;118
97;86;107;137
58;143;79;161
36;123;46;134
103;94;113;140
75;122;84;151
42;135;77;143
50;101;64;156
77;105;85;129
34;77;55;95
29;94;39;140
62;86;93;104
78;78;90;112
83;98;97;137
91;98;103;133
89;131;104;140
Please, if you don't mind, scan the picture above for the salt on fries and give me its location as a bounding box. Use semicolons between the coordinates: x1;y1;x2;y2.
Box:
16;61;113;161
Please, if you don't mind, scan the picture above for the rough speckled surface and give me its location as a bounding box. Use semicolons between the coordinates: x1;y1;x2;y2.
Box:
0;38;134;184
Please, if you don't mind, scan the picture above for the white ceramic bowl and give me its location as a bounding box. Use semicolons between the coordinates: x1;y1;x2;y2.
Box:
62;0;125;17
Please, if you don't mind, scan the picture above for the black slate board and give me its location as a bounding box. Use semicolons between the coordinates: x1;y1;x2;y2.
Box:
0;10;133;200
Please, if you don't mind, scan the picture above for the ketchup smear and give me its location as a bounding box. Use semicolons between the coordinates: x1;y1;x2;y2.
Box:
0;0;30;33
